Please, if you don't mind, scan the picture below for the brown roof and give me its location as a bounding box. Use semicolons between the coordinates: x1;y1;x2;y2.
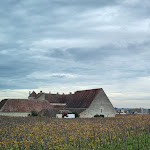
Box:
69;88;101;108
45;94;60;103
46;88;102;108
0;99;52;112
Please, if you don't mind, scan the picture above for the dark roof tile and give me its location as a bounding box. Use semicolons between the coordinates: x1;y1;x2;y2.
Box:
45;88;102;108
1;99;52;112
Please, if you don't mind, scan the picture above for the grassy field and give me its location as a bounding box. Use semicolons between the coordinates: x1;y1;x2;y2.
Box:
0;115;150;150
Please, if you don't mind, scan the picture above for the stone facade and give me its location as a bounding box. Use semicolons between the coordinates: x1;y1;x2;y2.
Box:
80;89;116;117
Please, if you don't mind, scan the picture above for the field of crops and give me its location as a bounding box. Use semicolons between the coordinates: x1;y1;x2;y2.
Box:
0;115;150;150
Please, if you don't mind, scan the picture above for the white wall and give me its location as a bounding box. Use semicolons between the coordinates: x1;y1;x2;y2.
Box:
80;89;116;118
0;112;31;117
36;94;45;100
28;96;35;100
56;114;62;118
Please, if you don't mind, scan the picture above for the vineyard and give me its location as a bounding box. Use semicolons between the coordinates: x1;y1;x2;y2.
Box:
0;115;150;150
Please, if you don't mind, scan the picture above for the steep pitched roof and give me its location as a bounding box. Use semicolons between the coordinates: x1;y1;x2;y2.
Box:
46;88;102;108
0;99;52;112
69;88;101;108
29;91;37;98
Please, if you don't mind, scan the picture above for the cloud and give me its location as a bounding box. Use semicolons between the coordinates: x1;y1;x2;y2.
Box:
27;72;78;79
31;38;97;49
112;99;150;108
0;0;150;108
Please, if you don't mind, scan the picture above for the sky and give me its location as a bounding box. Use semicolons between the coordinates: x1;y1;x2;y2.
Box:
0;0;150;108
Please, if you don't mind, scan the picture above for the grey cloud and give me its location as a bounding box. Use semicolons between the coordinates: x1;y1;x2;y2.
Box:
0;0;119;42
0;0;150;107
119;0;150;18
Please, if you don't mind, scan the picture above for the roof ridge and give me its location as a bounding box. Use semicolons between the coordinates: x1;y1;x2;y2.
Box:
75;88;102;92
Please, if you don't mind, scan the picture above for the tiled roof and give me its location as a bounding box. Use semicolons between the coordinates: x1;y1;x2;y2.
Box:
0;99;52;112
46;88;102;108
0;88;102;114
45;94;60;103
66;88;101;108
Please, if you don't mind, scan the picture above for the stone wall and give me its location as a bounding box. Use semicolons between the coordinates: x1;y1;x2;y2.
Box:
80;89;116;118
28;96;35;100
36;94;45;100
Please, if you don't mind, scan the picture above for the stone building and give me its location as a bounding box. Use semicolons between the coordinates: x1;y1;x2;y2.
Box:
0;99;52;117
29;88;116;117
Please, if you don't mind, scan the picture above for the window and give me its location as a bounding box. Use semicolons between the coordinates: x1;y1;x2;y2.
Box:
100;106;103;114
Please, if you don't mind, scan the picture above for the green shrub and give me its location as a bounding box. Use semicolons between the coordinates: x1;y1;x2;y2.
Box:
100;114;104;117
31;110;38;116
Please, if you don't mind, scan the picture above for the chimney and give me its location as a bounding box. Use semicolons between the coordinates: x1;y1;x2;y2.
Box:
57;92;59;95
69;92;72;95
40;91;42;93
29;91;31;96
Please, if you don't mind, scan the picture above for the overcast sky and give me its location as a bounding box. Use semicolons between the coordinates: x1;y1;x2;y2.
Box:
0;0;150;108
